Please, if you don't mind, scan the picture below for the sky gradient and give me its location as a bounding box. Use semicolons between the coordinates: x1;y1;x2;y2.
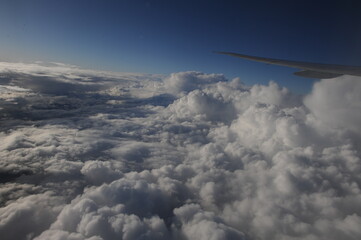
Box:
1;0;361;93
1;2;361;239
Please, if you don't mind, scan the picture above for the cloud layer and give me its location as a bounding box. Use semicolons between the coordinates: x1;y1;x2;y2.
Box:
1;62;361;240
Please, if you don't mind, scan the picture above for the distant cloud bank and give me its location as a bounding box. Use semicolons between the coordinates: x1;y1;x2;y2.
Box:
0;62;361;240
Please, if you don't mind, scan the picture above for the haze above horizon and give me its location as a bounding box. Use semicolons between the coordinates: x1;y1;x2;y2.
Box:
1;0;361;93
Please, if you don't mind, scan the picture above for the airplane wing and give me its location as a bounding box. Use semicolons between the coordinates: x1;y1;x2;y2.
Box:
216;51;361;78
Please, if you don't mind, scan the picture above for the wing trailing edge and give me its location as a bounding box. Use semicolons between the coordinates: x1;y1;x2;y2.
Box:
293;70;342;79
216;51;361;78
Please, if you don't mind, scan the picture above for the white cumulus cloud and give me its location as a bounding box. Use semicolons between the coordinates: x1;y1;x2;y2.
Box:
0;62;361;240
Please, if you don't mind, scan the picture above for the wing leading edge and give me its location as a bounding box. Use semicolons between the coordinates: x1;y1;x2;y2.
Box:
216;51;361;78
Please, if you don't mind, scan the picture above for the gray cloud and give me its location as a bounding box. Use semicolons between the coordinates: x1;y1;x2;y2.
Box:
1;62;361;240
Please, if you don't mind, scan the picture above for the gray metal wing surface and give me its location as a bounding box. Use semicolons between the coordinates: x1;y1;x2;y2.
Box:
216;51;361;78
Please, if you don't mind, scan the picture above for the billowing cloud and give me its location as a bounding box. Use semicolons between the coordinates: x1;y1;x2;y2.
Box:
1;62;361;240
164;71;227;95
304;76;361;133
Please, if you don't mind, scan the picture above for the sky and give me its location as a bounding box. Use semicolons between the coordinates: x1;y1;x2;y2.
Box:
1;0;361;93
1;2;361;238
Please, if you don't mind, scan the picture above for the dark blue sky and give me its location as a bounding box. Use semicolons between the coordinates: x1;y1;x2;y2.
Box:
1;0;361;93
